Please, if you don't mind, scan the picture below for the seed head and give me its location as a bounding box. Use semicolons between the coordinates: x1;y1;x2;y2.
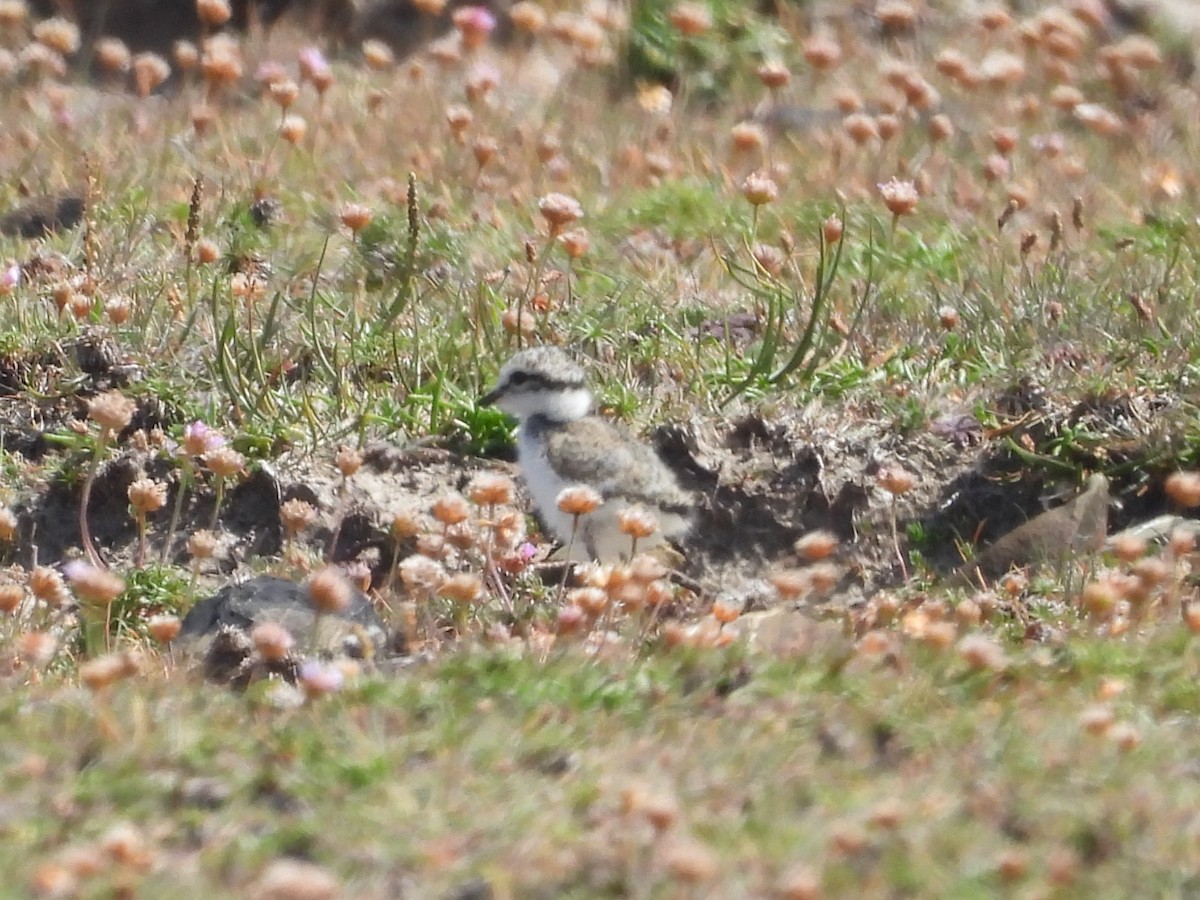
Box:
269;78;299;109
431;493;471;526
878;179;919;219
558;228;589;260
251;621;294;662
794;530;838;561
668;2;712;37
132;52;171;97
557;486;603;517
278;496;316;540
361;39;394;69
958;633;1007;671
33;17;80;55
538;192;584;233
511;1;547;33
339;203;373;235
439;573;484;604
203;447;245;478
0;1;28;28
87;391;136;434
0;507;16;542
66;561;125;606
280;114;307;145
390;508;424;539
756;60;790;89
662;837;720;884
876;465;916;495
308;566;353;615
187;529;218;559
95;38;131;74
18;631;57;665
29;566;68;606
741;171;778;207
1165;472;1200;508
147;614;181;644
128;478;167;514
80;651;142;691
0;582;23;614
617;505;658;538
467;473;515;507
398;554;446;592
196;0;232;27
253;858;340;900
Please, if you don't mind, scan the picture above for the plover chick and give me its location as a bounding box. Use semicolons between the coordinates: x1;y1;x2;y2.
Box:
480;347;693;561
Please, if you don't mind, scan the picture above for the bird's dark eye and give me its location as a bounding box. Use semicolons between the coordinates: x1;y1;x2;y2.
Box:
508;371;529;386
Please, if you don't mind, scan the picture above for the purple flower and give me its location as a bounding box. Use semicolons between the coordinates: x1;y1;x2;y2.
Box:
454;5;497;35
181;421;225;457
298;46;330;83
518;541;538;561
0;264;20;294
298;661;344;698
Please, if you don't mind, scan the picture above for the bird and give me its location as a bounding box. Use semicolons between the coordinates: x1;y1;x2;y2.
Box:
951;473;1109;586
480;346;693;561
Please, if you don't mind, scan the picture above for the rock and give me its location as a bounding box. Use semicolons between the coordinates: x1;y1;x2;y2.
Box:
0;195;84;238
179;574;392;684
951;473;1110;586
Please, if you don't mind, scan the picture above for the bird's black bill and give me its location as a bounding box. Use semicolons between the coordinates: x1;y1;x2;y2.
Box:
479;388;500;407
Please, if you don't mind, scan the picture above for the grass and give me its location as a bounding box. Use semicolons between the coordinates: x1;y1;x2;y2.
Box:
0;0;1200;896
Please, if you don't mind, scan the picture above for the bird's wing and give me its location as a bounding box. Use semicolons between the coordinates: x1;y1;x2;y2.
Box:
543;418;691;511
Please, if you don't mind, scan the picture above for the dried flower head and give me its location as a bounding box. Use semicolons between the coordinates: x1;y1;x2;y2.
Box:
668;2;712;37
1165;472;1200;508
617;506;658;538
128;478;167;514
65;561;125;606
196;0;232;27
538;192;584;233
203;447;245;478
439;573;484;604
339;203;373;235
279;501;316;535
0;582;23;614
80;651;142;691
308;566;353;615
741;171;779;206
251;621;294;662
87;391;136;434
794;530;838;561
756;60;790;89
431;493;471;526
29;566;69;606
876;464;916;495
511;1;547;33
132;52;171;97
467;473;515;507
280;114;307;145
33;17;80;55
557;486;603;517
95;37;131;74
0;507;16;542
399;554;446;592
188;529;218;559
147;614;181;644
878;178;919;219
361;38;394;69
